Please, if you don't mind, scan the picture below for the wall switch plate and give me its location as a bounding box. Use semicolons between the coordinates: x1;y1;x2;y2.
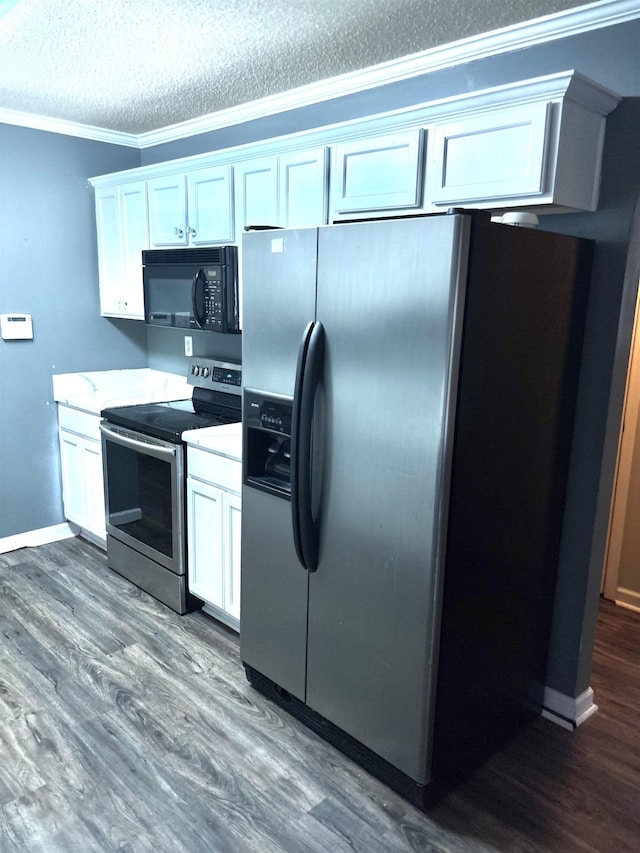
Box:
1;313;33;340
184;335;193;356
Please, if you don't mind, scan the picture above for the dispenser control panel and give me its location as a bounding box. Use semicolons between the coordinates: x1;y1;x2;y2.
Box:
244;390;293;499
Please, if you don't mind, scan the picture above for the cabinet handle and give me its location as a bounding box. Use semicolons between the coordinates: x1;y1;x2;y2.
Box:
187;225;197;237
174;227;184;237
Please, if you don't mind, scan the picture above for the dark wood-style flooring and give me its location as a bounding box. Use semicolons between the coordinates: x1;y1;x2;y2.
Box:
0;537;638;852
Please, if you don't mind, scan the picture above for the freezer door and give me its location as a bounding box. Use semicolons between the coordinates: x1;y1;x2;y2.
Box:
240;227;319;699
306;215;470;783
241;228;318;396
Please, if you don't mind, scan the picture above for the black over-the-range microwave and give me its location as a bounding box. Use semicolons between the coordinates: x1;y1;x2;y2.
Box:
142;246;240;333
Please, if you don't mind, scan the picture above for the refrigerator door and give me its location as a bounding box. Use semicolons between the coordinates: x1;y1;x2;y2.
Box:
240;227;318;700
306;215;470;782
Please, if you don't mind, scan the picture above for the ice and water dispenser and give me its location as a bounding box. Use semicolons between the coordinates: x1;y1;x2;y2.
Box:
243;390;293;498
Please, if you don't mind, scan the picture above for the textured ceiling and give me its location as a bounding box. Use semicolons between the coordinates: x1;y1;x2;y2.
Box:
0;0;587;134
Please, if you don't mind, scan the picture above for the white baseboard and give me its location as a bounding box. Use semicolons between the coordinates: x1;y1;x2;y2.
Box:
614;587;640;614
0;523;78;555
541;685;598;730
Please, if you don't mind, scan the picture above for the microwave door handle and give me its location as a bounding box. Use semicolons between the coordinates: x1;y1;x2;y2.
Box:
291;320;325;573
192;269;206;330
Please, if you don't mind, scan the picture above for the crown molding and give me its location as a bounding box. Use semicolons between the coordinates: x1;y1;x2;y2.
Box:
89;69;619;189
1;0;637;150
0;107;138;147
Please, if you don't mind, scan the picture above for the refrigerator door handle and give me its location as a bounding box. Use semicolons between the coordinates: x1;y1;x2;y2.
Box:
291;320;325;572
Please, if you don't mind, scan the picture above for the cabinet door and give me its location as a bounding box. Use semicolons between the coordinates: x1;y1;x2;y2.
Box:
332;130;424;215
94;186;124;316
119;181;148;319
186;166;234;244
279;148;328;228
59;430;105;542
147;175;188;246
234;157;279;234
223;492;242;622
186;477;224;608
59;429;85;527
428;102;550;205
83;439;106;540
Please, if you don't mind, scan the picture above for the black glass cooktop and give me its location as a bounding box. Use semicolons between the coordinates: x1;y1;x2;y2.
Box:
101;397;241;443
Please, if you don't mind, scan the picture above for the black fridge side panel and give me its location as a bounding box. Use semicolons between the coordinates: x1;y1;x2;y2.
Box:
432;217;593;788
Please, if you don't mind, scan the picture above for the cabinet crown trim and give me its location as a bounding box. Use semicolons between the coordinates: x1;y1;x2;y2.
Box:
89;71;620;189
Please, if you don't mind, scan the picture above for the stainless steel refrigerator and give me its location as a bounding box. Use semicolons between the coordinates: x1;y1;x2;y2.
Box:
240;212;593;807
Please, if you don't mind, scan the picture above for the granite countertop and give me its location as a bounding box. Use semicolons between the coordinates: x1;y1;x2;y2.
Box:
182;422;242;462
52;368;191;415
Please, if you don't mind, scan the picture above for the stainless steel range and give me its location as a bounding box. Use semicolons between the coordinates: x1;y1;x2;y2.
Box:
100;357;242;614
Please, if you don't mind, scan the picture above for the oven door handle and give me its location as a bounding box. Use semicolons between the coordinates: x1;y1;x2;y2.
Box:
99;423;177;461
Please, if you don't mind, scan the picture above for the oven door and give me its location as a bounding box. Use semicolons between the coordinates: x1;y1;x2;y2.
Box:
100;421;184;575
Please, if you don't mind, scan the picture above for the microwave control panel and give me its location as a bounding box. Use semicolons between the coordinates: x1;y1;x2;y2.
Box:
202;268;224;331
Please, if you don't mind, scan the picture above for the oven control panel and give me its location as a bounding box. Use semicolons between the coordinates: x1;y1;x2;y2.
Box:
188;357;242;395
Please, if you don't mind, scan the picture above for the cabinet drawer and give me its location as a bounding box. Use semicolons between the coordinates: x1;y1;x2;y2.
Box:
187;447;241;493
57;405;101;441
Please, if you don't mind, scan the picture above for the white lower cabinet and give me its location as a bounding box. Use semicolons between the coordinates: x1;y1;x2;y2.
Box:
186;446;241;631
58;406;106;547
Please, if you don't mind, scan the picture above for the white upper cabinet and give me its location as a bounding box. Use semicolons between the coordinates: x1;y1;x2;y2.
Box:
279;148;328;228
428;103;550;205
91;71;620;299
234;156;279;235
148;165;234;247
95;181;148;320
94;186;121;312
118;182;148;318
425;72;619;212
147;174;187;246
186;166;234;244
331;130;424;217
234;149;327;233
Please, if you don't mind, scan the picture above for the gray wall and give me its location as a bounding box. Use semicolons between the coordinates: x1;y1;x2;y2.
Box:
537;97;640;694
146;327;242;374
0;125;145;539
142;18;640;702
141;21;640;166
